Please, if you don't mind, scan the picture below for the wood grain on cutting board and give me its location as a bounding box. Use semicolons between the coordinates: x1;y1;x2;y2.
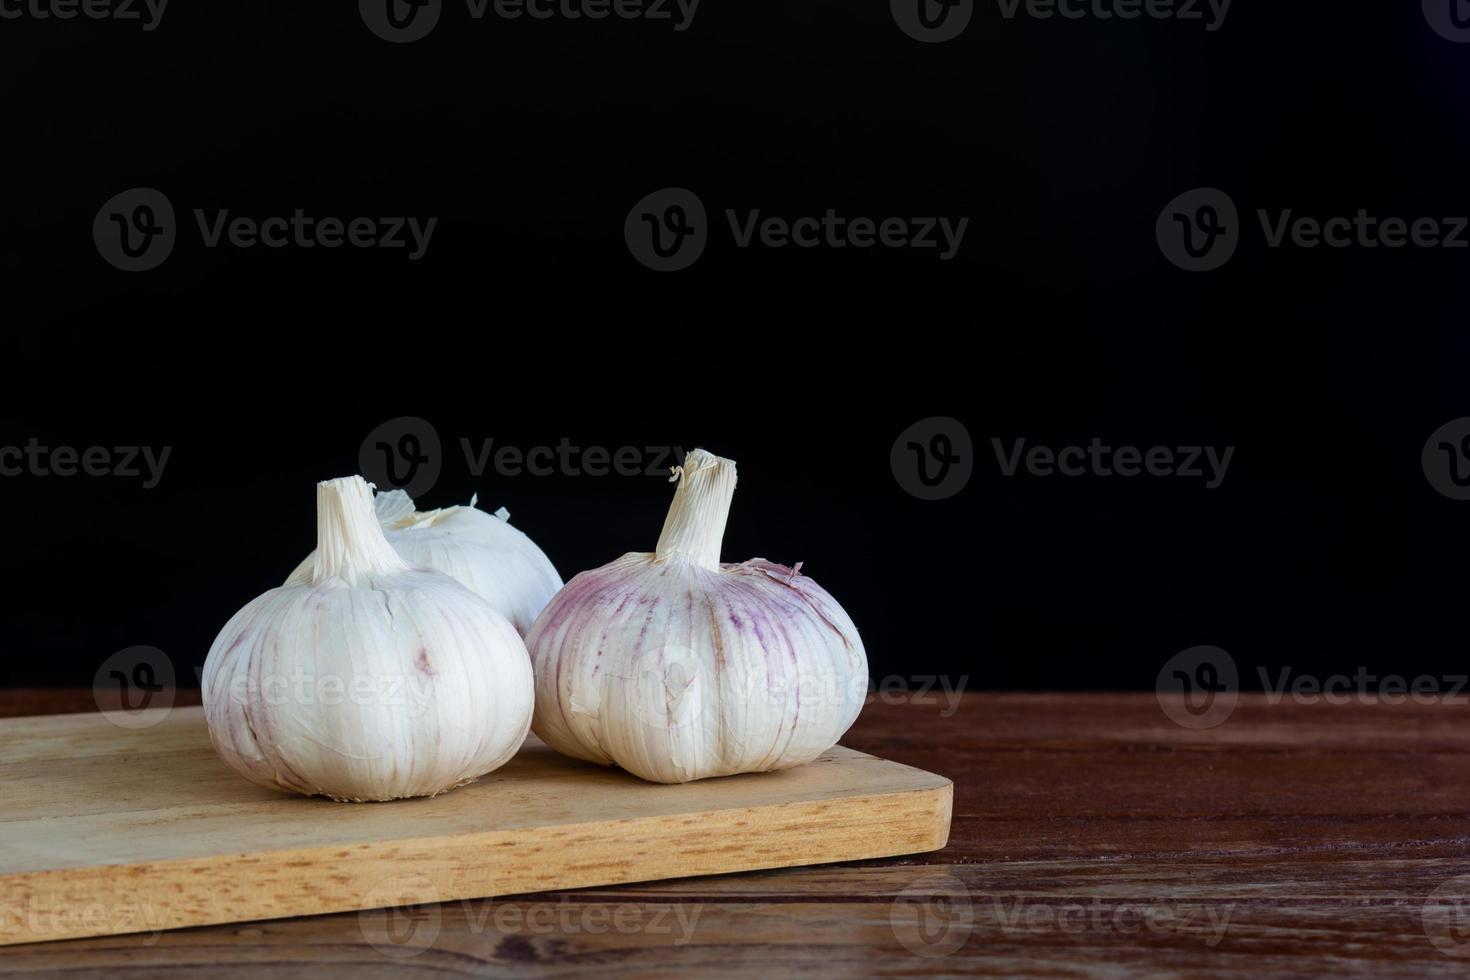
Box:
0;706;952;945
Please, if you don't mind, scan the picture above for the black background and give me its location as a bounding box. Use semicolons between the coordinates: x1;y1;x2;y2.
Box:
3;0;1467;690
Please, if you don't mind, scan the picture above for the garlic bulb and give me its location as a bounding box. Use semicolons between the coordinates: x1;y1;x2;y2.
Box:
203;476;533;802
288;489;561;636
527;449;867;784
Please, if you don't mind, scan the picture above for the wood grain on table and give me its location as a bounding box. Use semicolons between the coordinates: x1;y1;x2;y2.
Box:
3;689;1469;977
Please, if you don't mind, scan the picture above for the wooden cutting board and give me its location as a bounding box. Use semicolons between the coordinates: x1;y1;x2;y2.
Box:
0;706;951;945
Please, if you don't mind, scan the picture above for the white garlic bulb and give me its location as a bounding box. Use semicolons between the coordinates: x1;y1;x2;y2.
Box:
288;489;561;636
527;449;867;784
203;476;534;802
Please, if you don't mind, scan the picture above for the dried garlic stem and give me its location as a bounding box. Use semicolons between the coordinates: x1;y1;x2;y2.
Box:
654;449;737;572
311;476;409;585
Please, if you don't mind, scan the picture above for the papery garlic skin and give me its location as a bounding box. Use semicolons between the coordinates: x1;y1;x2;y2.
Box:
527;450;867;784
204;476;533;802
288;490;561;637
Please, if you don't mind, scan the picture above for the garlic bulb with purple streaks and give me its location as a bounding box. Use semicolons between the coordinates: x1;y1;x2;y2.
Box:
288;489;561;636
203;475;533;802
526;449;867;784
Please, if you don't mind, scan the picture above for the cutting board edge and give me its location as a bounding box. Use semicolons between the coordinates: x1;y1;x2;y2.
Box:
0;778;952;946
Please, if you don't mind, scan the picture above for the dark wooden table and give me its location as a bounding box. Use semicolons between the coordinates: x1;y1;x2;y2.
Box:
4;689;1470;977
